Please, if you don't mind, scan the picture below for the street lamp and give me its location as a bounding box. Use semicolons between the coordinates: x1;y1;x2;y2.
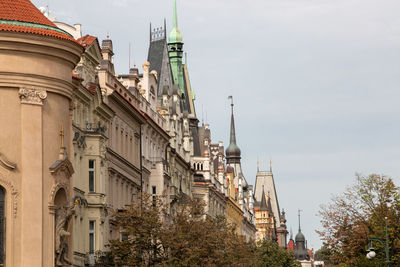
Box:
366;217;390;267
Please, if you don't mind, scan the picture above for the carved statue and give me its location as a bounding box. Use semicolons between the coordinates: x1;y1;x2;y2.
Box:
55;205;74;266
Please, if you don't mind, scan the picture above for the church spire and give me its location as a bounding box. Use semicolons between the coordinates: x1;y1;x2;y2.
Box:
226;96;241;164
173;0;178;29
259;186;268;211
169;0;183;43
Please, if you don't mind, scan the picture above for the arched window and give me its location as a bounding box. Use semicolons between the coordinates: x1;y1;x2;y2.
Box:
0;186;5;265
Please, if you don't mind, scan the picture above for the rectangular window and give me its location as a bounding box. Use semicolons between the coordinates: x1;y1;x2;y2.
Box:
152;186;156;205
89;160;95;193
89;220;95;253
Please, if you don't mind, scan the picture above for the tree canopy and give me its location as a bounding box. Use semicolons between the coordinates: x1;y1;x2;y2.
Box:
100;193;299;267
317;174;400;266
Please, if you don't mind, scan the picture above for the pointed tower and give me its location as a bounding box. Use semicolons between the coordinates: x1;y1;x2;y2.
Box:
168;0;185;95
294;210;310;261
225;99;241;164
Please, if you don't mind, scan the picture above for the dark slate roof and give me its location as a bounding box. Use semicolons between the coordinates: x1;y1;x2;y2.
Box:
259;189;269;211
147;39;165;83
191;126;201;157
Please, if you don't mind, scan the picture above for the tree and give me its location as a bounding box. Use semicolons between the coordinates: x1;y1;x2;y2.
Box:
317;174;400;266
107;193;168;266
253;240;300;267
106;193;301;266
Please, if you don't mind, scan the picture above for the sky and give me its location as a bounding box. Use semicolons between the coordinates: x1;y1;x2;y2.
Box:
32;0;400;250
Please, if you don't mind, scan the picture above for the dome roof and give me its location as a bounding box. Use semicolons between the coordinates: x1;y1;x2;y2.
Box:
169;27;182;43
295;230;305;242
0;0;74;41
226;143;241;158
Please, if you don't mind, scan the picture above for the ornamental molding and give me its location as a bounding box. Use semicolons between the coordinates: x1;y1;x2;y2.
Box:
0;152;16;171
19;88;47;105
0;173;19;219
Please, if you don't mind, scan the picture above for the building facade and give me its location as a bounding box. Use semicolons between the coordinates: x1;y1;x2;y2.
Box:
254;167;288;247
0;1;83;266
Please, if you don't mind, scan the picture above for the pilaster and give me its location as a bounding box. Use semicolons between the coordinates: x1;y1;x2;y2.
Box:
19;88;46;267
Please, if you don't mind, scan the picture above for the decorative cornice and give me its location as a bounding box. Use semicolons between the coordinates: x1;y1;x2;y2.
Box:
19;88;47;105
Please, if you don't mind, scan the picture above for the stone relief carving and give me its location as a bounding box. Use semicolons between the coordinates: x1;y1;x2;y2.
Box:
19;88;47;105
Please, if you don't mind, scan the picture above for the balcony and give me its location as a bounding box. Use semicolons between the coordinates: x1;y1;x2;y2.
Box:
85;122;106;135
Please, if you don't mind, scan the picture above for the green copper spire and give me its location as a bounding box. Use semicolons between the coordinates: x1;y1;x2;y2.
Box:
168;0;185;94
169;0;183;43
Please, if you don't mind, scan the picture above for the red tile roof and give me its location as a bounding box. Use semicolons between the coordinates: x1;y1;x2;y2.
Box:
0;0;74;41
287;239;295;251
0;0;56;26
77;35;97;47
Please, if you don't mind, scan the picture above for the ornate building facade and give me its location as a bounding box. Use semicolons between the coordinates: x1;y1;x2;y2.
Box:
0;1;289;266
225;100;257;240
254;166;288;247
0;1;83;266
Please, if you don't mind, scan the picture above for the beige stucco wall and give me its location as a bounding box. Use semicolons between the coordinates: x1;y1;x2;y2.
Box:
0;31;82;267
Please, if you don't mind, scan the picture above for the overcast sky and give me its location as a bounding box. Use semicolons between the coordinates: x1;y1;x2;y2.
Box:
32;0;400;250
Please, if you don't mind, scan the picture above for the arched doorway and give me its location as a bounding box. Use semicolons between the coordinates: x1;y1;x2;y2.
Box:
0;186;5;265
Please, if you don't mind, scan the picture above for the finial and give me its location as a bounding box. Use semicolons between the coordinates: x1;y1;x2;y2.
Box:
257;156;260;172
185;52;188;65
228;95;234;113
60;125;65;148
173;0;178;29
270;159;273;172
149;22;152;42
164;18;167;39
59;125;66;160
298;209;303;232
107;32;110;39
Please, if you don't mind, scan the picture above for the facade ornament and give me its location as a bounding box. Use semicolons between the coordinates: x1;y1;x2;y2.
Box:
0;152;16;171
19;88;47;105
55;205;74;266
0;173;19;218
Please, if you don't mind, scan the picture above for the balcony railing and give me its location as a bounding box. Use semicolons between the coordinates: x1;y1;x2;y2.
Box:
85;122;106;134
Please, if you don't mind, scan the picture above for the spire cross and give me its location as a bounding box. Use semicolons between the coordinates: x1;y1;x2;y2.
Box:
60;125;65;148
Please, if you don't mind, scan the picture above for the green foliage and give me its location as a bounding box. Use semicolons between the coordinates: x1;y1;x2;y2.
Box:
253;240;301;267
105;193;299;267
317;174;400;266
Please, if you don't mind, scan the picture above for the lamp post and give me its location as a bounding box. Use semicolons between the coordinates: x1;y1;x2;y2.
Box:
366;217;390;267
